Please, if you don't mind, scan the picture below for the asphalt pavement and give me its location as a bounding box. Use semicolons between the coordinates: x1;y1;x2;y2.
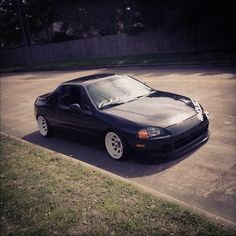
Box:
0;65;235;223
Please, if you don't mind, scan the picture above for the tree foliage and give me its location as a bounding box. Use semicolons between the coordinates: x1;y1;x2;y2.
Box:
0;0;235;48
0;0;21;47
0;0;54;47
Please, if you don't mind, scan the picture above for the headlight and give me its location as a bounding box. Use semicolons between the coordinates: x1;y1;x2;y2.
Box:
137;127;166;139
205;111;210;120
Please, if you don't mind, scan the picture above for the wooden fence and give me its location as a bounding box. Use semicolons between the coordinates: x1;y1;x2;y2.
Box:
1;28;235;68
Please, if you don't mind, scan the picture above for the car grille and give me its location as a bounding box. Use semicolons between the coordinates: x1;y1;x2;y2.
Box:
161;126;208;153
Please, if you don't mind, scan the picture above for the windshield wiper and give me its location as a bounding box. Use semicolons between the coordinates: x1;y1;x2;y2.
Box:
100;101;126;109
135;90;156;99
100;97;139;109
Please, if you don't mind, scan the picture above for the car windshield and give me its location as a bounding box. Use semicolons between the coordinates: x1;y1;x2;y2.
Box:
87;75;155;109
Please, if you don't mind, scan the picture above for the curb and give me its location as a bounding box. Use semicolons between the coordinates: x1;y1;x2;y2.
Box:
1;132;236;229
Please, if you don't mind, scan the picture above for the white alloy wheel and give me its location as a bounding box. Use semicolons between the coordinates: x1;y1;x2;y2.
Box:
105;132;124;160
37;116;49;136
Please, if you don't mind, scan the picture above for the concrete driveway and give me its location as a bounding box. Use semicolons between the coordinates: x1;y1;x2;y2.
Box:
1;65;236;223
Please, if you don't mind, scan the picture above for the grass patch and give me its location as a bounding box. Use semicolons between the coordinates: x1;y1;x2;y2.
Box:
1;50;236;72
0;134;235;235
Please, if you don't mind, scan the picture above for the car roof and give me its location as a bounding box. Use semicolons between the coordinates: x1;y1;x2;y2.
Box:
62;73;117;86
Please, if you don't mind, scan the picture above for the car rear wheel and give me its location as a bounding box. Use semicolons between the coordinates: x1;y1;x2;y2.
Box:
105;131;127;160
37;115;51;137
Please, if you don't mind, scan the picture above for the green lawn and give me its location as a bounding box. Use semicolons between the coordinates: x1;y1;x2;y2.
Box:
0;134;235;235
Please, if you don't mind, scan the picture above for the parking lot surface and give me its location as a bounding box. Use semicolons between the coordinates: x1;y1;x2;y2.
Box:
1;65;235;222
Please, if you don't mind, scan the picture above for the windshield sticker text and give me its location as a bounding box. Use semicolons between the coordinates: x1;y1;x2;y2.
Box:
98;94;134;108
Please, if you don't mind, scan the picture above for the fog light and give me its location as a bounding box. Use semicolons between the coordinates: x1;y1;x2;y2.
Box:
136;144;146;148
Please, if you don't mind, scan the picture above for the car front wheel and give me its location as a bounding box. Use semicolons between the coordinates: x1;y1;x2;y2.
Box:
37;115;51;137
105;131;127;160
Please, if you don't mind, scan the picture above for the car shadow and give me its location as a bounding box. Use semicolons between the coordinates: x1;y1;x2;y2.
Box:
23;131;201;179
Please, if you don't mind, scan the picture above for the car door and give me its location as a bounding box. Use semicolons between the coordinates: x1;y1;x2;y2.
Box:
55;84;106;138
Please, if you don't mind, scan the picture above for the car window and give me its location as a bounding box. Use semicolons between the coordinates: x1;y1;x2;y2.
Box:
80;86;93;112
59;85;81;107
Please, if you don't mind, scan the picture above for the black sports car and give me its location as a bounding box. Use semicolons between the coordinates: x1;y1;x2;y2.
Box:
34;73;210;162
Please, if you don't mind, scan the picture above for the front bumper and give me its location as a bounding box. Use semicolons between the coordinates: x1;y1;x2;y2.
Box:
128;114;209;163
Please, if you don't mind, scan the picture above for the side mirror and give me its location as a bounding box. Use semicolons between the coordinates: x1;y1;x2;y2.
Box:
69;103;82;113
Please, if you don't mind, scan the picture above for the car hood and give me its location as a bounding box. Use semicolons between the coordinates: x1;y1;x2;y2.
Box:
102;91;197;128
